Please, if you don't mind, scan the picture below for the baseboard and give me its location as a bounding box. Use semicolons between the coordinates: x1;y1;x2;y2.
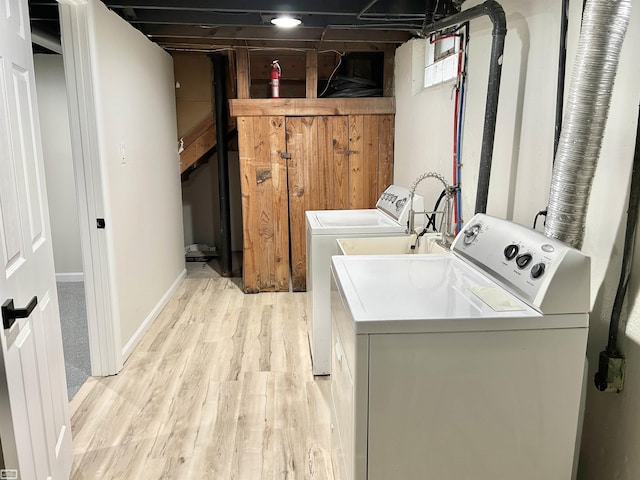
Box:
120;268;187;361
55;272;84;283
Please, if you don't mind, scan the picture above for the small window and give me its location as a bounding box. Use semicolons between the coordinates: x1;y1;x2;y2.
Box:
424;36;460;89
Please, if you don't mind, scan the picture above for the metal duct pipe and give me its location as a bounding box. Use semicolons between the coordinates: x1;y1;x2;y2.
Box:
545;0;631;249
422;0;507;214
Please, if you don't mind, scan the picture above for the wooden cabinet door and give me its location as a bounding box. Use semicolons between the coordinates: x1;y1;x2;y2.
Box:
376;114;395;206
349;114;394;209
286;116;314;292
323;116;351;210
286;114;394;291
238;113;394;293
286;116;350;291
238;116;289;292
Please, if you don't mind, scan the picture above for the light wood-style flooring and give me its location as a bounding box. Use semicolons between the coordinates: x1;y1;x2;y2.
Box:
69;262;335;479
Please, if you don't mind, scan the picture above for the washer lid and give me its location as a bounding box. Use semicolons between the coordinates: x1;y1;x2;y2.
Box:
331;254;588;334
306;209;405;235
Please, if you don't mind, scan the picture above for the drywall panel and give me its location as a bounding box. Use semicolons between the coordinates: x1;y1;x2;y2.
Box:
34;54;83;275
90;0;185;351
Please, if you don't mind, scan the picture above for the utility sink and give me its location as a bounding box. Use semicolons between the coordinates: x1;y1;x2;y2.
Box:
337;234;449;256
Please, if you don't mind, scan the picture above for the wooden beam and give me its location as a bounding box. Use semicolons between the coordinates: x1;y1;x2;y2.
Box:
229;98;395;117
383;46;395;97
226;50;237;100
144;24;412;43
104;0;427;16
249;52;336;81
235;48;250;99
181;113;214;148
306;50;318;99
160;39;399;52
179;114;216;173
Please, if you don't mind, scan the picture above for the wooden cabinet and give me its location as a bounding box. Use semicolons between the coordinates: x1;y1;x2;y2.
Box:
231;99;395;293
236;116;290;292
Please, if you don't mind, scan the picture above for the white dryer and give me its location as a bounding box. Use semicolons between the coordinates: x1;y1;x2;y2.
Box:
305;185;424;375
329;213;590;480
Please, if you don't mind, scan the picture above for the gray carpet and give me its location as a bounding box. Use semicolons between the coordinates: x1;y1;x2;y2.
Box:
56;282;91;401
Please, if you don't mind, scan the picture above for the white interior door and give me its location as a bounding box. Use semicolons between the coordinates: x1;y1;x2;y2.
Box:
0;0;73;478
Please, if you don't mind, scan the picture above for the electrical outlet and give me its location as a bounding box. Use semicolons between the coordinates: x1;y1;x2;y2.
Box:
594;351;625;393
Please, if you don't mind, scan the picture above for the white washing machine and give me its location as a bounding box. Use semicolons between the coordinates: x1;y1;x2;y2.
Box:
306;185;424;375
329;213;590;480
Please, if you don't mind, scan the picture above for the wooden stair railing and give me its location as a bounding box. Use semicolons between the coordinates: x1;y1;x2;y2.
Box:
179;113;238;177
179;113;216;174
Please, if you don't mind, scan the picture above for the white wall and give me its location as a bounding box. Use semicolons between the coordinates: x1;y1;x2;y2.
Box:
394;0;640;478
34;54;83;275
394;39;461;205
395;0;562;223
574;0;640;477
90;1;185;351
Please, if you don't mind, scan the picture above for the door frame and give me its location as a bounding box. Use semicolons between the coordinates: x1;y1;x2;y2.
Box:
56;0;122;376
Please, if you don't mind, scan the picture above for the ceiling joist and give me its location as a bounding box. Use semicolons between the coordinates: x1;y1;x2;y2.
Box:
29;0;466;53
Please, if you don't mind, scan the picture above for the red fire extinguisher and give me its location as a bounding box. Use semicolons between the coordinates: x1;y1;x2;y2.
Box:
271;60;281;98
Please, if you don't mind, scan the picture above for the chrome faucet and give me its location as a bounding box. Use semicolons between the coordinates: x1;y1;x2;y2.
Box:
407;172;455;249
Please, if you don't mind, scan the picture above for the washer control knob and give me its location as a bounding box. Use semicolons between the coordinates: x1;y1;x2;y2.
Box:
463;224;482;245
504;244;519;260
515;253;533;269
531;262;546;279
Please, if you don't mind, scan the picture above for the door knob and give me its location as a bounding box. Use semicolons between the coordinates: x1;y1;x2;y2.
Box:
2;297;38;330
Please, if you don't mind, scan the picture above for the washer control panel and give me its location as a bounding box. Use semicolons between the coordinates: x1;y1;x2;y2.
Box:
376;185;425;226
451;214;590;314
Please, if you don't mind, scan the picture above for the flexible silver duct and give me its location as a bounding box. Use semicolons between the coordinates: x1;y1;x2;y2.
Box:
545;0;631;249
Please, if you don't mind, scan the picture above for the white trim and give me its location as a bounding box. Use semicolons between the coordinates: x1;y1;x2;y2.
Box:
31;29;63;54
87;0;123;374
121;269;186;361
55;272;84;283
58;0;88;5
59;1;121;376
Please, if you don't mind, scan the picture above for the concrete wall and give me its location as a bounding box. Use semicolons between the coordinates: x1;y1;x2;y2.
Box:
90;0;185;353
34;54;83;276
393;0;640;478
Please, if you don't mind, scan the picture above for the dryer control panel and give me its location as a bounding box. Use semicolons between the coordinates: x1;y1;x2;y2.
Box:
451;214;590;315
375;185;424;227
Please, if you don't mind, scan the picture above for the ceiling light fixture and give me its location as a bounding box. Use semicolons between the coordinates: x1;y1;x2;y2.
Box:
271;15;302;28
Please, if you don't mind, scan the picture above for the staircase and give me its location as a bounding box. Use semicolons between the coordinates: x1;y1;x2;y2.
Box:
179;113;216;174
179;113;238;177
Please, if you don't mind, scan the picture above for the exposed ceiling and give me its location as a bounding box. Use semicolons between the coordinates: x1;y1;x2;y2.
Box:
29;0;466;52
